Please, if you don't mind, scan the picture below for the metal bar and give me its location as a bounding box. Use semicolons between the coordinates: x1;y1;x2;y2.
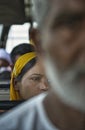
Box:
0;101;24;110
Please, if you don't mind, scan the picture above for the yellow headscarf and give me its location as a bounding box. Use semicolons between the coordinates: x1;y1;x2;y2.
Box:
10;52;36;100
30;39;35;47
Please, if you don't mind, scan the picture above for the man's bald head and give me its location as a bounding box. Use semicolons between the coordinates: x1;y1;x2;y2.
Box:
32;0;85;26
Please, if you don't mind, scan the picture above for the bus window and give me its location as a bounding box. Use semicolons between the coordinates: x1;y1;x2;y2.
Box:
6;23;30;53
0;24;3;39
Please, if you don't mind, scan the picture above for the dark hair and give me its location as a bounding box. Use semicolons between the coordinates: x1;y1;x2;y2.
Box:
10;43;35;64
16;57;37;81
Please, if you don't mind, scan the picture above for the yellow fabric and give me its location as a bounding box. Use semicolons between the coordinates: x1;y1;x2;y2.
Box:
30;39;35;46
10;52;36;100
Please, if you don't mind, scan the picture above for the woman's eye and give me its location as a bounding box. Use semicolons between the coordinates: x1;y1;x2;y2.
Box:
30;77;41;81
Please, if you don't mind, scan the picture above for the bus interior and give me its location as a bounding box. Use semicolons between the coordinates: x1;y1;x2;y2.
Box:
0;0;35;112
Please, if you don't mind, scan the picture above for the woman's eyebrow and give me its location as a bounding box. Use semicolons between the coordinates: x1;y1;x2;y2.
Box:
30;74;44;76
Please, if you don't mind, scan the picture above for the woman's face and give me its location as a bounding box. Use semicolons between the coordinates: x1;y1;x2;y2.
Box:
18;61;49;100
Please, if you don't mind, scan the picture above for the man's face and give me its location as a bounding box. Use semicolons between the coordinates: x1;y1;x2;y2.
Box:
42;0;85;111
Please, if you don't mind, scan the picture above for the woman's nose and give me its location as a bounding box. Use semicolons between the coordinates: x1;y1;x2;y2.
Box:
39;80;49;91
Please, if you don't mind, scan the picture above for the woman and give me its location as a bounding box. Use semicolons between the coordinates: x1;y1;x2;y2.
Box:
10;52;48;100
10;43;35;69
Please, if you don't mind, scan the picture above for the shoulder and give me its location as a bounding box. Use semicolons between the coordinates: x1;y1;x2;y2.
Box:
0;93;47;130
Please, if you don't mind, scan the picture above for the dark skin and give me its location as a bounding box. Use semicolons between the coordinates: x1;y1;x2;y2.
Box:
43;90;85;130
37;0;85;129
29;27;42;53
42;0;85;71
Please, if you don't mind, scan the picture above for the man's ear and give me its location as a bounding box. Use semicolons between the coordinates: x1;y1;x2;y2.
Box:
35;30;45;56
13;78;20;91
30;28;42;53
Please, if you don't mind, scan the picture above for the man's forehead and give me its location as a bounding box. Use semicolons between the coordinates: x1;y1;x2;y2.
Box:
51;0;85;14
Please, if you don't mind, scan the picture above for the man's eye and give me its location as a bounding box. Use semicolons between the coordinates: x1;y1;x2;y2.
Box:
52;20;76;30
62;19;79;29
53;14;83;30
57;18;77;29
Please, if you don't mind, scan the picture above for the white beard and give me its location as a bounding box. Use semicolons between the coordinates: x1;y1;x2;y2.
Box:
44;56;85;112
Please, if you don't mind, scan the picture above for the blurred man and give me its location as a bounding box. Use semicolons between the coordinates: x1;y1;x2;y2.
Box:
0;0;85;130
